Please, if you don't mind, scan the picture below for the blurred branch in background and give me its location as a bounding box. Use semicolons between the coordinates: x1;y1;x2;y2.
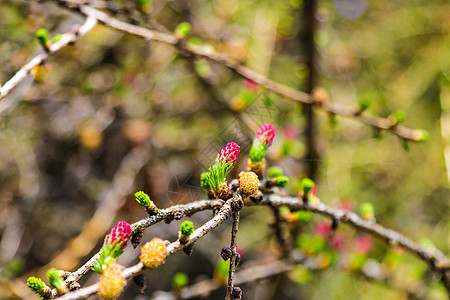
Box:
72;4;430;143
0;15;97;101
152;253;426;300
1;1;429;142
262;195;450;272
299;0;320;180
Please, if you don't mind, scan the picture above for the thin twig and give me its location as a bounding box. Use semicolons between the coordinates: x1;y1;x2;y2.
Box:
64;199;223;284
262;194;450;292
56;199;234;300
225;211;240;300
262;195;449;270
47;3;427;142
54;192;449;299
0;16;97;100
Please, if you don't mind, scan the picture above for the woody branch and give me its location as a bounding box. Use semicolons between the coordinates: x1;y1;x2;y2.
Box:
52;192;449;299
2;1;427;142
73;4;425;142
0;16;97;100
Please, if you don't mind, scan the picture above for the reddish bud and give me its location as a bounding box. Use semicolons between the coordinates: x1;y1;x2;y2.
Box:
105;221;132;249
217;142;240;165
256;123;275;147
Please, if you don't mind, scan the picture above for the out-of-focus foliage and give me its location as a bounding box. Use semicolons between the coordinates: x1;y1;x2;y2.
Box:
0;0;448;299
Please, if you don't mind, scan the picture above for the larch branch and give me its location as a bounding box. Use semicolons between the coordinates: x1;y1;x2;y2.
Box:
64;199;222;284
60;4;426;142
0;16;97;100
56;192;449;299
56;199;234;300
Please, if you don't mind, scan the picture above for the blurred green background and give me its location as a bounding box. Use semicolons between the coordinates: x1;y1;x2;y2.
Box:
0;0;448;299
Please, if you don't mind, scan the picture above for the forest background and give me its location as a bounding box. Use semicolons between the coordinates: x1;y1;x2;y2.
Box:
0;0;449;299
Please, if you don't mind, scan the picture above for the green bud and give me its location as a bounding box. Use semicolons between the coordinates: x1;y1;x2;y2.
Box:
358;97;371;112
36;29;50;49
180;221;194;238
349;252;367;270
267;166;283;178
300;178;315;195
172;272;189;290
175;22;192;38
27;277;44;294
360;202;374;220
200;172;211;190
296;233;325;255
390;110;406;124
249;142;266;163
414;129;429;142
275;176;290;188
46;268;64;290
135;191;151;207
295;210;312;222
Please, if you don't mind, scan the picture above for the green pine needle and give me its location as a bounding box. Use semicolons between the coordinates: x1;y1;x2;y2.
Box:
249;141;266;163
36;29;49;48
200;172;211;190
180;221;194;237
275;176;290;188
267;166;283;178
300;178;315;194
172;272;189;290
206;161;233;190
27;277;44;294
135;191;152;207
46;268;64;290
